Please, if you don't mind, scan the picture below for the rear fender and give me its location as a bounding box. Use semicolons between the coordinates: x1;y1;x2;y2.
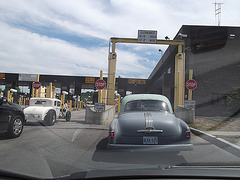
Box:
24;106;54;120
108;118;120;143
178;118;191;141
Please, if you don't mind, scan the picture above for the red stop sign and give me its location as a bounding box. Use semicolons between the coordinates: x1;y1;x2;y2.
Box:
33;82;41;89
95;79;106;89
186;79;197;90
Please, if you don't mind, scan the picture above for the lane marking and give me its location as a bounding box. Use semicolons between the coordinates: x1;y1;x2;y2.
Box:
71;129;82;142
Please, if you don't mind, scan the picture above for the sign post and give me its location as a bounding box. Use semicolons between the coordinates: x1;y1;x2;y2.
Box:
98;70;103;103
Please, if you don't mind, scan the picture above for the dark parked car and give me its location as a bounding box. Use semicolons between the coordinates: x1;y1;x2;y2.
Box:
0;98;25;138
108;94;193;152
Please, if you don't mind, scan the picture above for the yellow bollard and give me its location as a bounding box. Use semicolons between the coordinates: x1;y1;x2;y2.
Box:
98;70;103;103
74;99;77;110
31;82;35;98
69;100;72;112
35;74;40;98
61;93;65;112
19;97;22;105
10;93;13;103
7;90;10;102
188;69;193;100
79;102;81;111
52;86;56;99
78;101;82;111
118;94;121;114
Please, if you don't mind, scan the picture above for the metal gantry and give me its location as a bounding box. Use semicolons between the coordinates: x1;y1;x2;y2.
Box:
107;37;185;112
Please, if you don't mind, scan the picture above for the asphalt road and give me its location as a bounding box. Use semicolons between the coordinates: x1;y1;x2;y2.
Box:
0;110;240;179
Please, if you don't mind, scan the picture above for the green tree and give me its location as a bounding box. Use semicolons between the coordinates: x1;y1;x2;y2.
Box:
15;87;20;93
81;91;93;101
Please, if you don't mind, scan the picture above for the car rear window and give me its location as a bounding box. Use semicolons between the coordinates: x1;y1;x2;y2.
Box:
124;100;170;112
29;99;50;106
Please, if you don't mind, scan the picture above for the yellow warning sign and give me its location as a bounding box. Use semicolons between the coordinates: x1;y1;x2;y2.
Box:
128;79;146;85
85;77;95;84
0;73;5;80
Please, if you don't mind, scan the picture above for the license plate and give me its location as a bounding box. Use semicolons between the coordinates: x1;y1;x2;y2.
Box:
143;136;158;145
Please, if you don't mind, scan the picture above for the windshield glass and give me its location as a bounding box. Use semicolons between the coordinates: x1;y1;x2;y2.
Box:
124;100;170;112
1;0;240;179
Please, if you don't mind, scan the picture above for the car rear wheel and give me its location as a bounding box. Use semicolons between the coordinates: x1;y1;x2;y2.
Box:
44;110;56;126
66;111;71;121
7;115;24;138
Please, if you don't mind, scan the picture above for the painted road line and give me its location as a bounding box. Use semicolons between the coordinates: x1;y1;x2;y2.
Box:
71;129;82;142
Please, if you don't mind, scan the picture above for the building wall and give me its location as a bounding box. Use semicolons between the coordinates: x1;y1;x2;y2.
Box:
148;25;240;117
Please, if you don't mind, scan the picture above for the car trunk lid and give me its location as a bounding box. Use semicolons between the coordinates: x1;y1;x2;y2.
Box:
117;112;181;137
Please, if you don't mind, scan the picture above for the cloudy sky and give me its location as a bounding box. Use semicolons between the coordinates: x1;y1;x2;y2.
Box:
0;0;239;79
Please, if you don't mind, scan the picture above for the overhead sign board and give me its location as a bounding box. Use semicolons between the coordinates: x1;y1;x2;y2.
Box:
19;74;37;82
85;77;95;84
184;100;195;109
0;73;5;80
128;79;146;85
138;30;157;43
94;103;105;112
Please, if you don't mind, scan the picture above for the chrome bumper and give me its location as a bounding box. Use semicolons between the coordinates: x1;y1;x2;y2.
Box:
107;143;193;152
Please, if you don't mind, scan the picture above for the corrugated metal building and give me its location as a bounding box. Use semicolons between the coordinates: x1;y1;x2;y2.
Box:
148;25;240;116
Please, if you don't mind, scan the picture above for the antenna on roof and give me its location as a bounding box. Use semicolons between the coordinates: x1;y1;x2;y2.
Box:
212;1;224;26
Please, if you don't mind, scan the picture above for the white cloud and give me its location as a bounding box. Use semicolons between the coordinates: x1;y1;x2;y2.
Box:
0;22;152;78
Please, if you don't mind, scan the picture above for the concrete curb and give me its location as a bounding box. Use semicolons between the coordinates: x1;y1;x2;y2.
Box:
190;127;240;158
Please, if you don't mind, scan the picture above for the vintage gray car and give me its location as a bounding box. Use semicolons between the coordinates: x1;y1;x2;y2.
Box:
108;94;193;152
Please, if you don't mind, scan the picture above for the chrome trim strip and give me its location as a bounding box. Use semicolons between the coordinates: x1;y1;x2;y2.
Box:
144;112;153;128
137;129;163;133
137;112;163;133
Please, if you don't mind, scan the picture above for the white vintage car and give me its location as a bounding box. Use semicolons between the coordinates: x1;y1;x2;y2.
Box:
24;98;71;126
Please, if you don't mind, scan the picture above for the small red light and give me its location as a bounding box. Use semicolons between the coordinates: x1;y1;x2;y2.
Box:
186;132;190;138
110;132;114;137
38;115;40;118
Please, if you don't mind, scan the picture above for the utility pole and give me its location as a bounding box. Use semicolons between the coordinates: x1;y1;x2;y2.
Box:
213;1;224;26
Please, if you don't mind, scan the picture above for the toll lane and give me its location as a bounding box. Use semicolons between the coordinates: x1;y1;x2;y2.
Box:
0;110;239;179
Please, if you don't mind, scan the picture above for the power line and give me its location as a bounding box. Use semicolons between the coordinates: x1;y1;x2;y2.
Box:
212;1;224;26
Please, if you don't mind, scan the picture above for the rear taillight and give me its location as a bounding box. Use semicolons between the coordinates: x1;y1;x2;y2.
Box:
110;131;114;137
186;132;190;138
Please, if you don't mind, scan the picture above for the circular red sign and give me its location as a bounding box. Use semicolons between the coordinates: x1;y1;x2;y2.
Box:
33;82;41;89
95;79;106;90
186;79;197;90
